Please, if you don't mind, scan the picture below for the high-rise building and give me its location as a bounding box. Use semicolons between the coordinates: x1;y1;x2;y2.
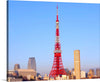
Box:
14;64;20;71
49;5;66;78
28;57;36;71
74;50;81;79
96;68;100;77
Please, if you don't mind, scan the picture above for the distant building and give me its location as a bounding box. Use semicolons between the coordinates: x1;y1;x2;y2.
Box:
89;69;94;76
49;77;54;80
81;71;86;78
72;68;74;71
37;73;41;77
71;68;75;75
66;75;70;80
68;70;71;79
43;74;49;80
8;70;14;77
17;69;36;80
74;50;81;79
30;75;35;80
65;68;69;75
28;57;36;71
68;70;71;75
87;69;94;79
37;74;42;80
8;70;19;77
86;73;88;78
96;68;100;77
71;68;75;79
14;64;20;71
8;77;22;82
8;70;14;75
12;71;19;77
62;75;67;80
56;75;61;80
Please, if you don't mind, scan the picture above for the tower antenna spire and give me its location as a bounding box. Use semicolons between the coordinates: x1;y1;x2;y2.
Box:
57;4;58;15
56;4;59;22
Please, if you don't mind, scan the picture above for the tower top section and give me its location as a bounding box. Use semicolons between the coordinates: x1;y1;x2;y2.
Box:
54;4;61;53
56;4;59;22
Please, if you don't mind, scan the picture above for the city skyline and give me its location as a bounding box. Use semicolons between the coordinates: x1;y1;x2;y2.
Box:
8;1;100;76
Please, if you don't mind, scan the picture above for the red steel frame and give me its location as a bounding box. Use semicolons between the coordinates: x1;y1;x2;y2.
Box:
49;5;66;78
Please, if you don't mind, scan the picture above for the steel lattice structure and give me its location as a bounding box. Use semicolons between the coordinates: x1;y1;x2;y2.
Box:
49;5;66;78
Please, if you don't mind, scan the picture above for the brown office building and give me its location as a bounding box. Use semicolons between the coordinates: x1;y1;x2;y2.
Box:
74;50;81;79
14;64;20;71
96;68;100;77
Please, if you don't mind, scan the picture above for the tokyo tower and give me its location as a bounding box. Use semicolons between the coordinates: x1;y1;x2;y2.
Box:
49;5;66;78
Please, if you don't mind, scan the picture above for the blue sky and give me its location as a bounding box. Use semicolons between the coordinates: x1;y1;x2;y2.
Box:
8;1;100;75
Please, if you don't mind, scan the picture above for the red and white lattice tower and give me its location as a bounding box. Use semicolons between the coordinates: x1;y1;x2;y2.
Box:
49;5;66;78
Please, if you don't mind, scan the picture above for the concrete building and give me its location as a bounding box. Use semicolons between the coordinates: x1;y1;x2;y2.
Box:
71;69;75;76
17;69;36;80
8;77;22;82
43;74;49;80
30;75;35;80
65;68;69;75
71;73;76;79
37;74;42;80
8;70;19;77
28;57;36;71
89;69;94;77
71;68;75;79
74;50;81;79
14;64;20;71
71;68;75;75
96;68;100;77
8;70;14;75
87;69;94;79
62;75;67;80
49;77;54;80
81;71;86;78
56;75;61;80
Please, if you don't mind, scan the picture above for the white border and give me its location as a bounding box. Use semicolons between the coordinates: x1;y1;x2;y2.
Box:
0;0;7;82
0;0;100;82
